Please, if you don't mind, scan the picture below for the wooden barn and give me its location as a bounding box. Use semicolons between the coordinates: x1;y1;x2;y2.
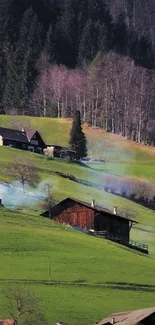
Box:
41;197;137;243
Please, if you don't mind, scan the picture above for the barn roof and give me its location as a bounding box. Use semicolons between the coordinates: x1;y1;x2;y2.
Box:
98;306;155;324
41;197;138;223
0;127;28;143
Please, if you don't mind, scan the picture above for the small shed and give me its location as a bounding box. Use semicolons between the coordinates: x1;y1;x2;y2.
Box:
45;144;76;160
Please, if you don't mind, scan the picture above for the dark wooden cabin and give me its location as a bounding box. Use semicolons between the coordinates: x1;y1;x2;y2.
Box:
0;127;28;150
41;197;137;243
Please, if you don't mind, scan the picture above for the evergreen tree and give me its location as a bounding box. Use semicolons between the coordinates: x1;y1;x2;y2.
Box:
134;36;154;70
113;13;129;55
55;0;79;67
69;110;87;160
44;23;56;63
78;19;93;67
3;7;42;113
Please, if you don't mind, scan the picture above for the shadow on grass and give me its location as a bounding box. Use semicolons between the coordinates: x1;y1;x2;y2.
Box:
1;279;155;292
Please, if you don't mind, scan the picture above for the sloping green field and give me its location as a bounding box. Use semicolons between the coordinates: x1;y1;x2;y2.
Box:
1;115;155;181
0;208;155;323
1;116;155;322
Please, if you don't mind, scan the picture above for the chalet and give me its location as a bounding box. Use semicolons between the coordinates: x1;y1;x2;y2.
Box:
97;306;155;324
0;127;46;153
0;126;75;158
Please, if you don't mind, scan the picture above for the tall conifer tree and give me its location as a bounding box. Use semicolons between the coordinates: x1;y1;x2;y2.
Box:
44;23;56;63
69;110;87;160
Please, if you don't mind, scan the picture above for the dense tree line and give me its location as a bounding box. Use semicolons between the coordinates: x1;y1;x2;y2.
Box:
30;52;155;145
106;0;155;53
1;0;155;145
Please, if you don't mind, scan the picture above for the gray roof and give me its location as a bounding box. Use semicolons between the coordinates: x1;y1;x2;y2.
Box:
98;307;155;325
70;197;137;223
0;127;28;143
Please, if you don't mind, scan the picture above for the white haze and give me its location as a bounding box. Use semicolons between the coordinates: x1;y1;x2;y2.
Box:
0;180;56;208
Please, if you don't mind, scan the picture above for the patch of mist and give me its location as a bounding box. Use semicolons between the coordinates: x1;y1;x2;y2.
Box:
85;137;137;210
0;178;58;209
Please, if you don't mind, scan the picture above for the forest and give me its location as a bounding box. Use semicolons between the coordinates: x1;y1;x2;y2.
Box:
1;0;155;144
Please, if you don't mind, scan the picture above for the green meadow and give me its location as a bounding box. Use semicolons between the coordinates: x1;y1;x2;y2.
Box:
1;115;155;322
1;115;155;182
0;209;155;323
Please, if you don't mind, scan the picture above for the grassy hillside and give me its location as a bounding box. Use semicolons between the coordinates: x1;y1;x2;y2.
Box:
1;116;155;322
1;115;155;182
0;116;155;255
0;208;155;323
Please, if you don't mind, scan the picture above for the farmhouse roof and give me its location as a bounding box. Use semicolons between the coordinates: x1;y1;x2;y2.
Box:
26;130;36;141
0;127;28;143
41;197;138;223
0;320;16;325
98;307;155;324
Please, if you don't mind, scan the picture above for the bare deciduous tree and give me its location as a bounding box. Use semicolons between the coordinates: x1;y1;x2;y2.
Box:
43;182;57;219
5;283;45;325
6;158;40;192
30;51;155;146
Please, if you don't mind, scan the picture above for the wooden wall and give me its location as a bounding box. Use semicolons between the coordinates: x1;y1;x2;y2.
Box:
30;131;46;150
0;135;3;146
94;213;129;241
54;203;95;229
141;313;155;324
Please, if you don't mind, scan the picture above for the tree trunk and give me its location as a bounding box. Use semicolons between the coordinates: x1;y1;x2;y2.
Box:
57;99;61;118
43;94;46;117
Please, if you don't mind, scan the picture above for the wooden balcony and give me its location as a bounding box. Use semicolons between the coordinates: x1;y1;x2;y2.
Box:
89;230;149;255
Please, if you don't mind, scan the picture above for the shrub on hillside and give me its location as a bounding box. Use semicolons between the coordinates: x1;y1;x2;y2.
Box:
135;180;155;203
103;175;119;194
103;173;155;206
